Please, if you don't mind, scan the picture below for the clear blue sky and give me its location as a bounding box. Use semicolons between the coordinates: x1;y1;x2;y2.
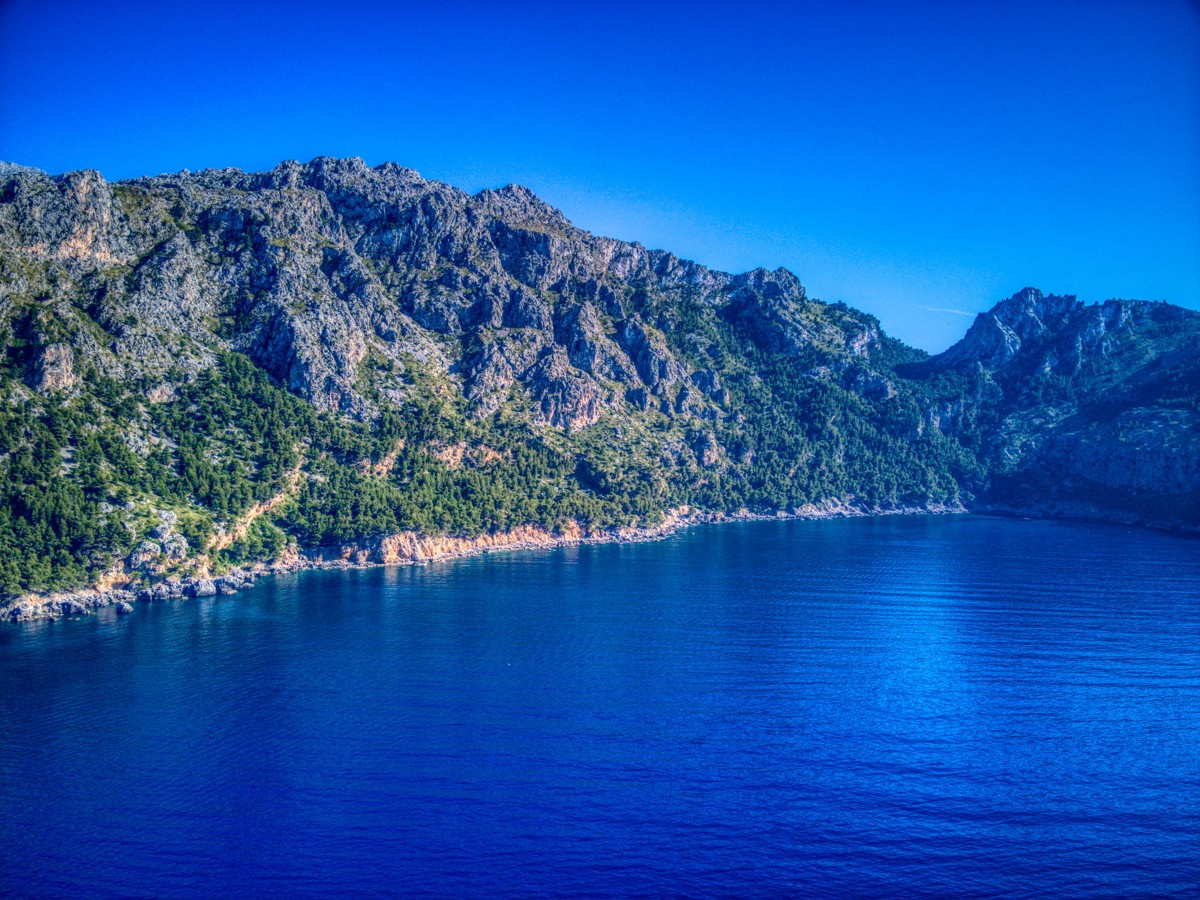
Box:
2;0;1197;350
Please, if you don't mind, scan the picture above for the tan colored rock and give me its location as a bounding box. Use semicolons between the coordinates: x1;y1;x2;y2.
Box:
33;343;77;393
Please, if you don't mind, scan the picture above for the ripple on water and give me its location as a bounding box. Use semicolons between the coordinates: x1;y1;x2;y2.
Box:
1;515;1198;898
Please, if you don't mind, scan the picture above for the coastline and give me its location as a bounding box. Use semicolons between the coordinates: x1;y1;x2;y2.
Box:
972;501;1200;538
0;500;966;624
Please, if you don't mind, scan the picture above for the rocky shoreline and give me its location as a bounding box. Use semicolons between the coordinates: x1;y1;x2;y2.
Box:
0;501;966;624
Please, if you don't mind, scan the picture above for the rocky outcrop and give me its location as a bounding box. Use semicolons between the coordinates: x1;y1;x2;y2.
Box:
0;165;137;270
183;579;216;597
0;568;264;623
618;316;685;393
932;288;1081;370
557;301;638;384
922;289;1196;383
528;347;608;430
724;268;882;361
128;540;161;569
1;587;137;622
31;342;77;392
693;431;721;467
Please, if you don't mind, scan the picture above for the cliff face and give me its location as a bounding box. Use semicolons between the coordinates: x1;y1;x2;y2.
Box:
0;158;1196;604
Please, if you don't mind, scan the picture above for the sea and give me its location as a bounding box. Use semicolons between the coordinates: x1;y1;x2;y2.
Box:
1;515;1198;898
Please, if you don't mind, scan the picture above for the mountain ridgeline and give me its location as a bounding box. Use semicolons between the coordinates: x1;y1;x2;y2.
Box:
0;157;1196;599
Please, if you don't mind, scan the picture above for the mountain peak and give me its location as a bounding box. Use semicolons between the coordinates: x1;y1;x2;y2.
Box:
991;287;1079;329
929;288;1081;370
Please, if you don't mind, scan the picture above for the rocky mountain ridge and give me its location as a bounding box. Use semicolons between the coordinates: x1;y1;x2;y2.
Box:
1;157;892;421
0;157;1196;611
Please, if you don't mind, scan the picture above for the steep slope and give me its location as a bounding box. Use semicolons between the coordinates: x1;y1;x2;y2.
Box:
0;157;959;599
0;159;1194;607
900;288;1200;529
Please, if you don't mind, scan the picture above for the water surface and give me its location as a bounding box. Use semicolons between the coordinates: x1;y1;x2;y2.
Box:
2;515;1198;897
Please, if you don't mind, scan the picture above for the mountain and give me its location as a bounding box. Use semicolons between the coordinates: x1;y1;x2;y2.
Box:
0;157;1196;608
904;287;1200;529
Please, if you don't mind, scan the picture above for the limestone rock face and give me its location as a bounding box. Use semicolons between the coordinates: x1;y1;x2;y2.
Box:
933;288;1081;370
32;342;76;393
724;268;882;361
693;431;721;467
618;317;685;393
557;302;638;384
183;579;217;598
128;541;162;569
528;347;608;431
162;533;189;560
0;165;137;270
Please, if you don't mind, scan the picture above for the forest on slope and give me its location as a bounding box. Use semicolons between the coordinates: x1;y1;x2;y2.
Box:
0;158;1195;597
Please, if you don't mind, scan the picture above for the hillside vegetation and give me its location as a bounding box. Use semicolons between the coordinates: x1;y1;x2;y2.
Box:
0;158;1196;598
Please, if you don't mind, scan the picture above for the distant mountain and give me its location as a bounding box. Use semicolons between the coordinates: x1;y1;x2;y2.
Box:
0;158;1195;604
904;287;1200;530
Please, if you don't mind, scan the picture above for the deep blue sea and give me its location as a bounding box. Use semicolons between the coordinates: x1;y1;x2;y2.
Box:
2;515;1198;898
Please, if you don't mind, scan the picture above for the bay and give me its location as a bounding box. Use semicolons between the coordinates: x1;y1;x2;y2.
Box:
1;515;1198;897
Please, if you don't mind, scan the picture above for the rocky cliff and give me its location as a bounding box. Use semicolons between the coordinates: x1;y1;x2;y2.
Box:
1;157;894;424
905;287;1200;529
0;158;1195;607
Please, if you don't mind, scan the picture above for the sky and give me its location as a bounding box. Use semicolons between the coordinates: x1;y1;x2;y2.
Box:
1;0;1197;351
